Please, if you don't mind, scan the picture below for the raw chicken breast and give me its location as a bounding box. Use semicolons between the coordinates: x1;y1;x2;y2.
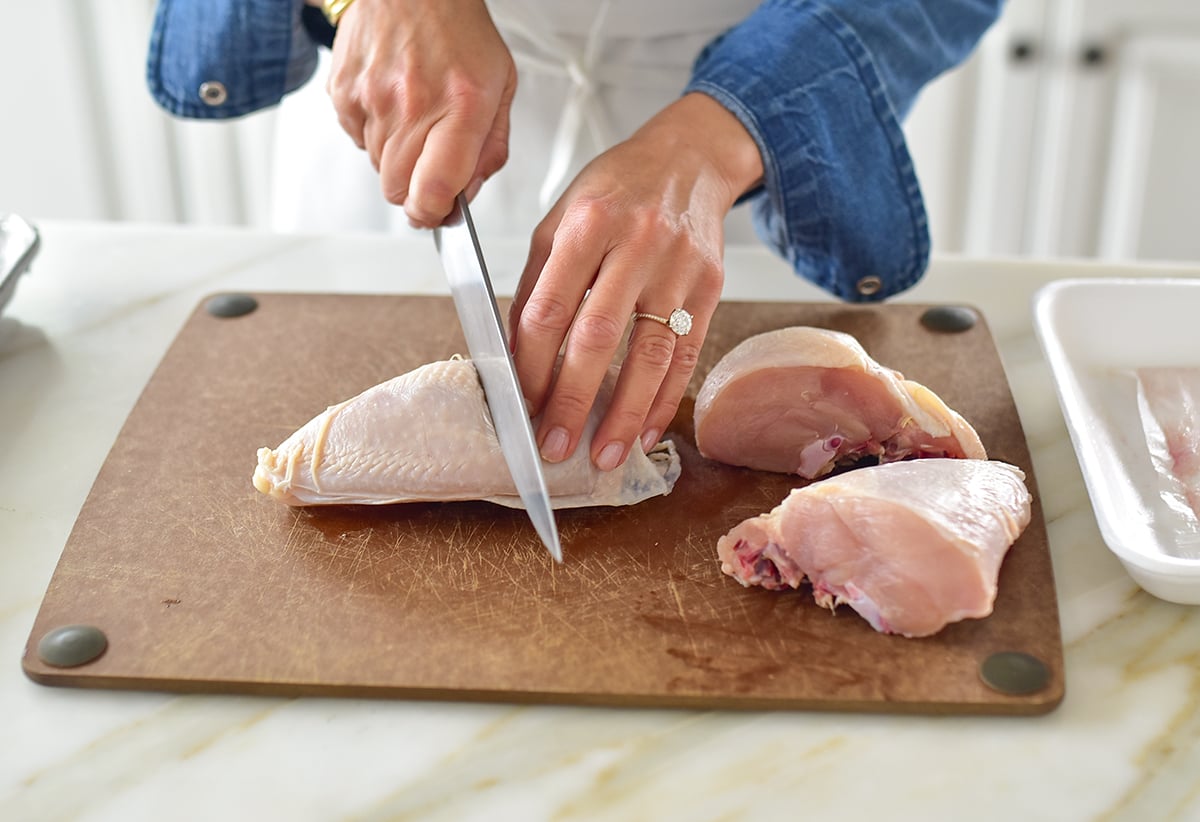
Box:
694;327;985;478
254;358;680;508
716;459;1031;637
1136;367;1200;528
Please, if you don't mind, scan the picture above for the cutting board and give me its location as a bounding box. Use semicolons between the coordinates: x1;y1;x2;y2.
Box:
23;294;1063;714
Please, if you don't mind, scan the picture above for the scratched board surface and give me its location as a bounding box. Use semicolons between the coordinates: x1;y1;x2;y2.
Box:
24;294;1063;714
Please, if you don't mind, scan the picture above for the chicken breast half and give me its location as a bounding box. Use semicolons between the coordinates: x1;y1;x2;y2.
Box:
694;327;986;478
254;358;680;508
716;459;1032;638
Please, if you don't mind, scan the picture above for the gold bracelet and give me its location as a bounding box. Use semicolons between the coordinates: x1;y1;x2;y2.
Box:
322;0;358;26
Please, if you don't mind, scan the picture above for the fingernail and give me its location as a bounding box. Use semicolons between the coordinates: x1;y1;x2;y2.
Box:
640;429;660;453
595;442;625;472
541;426;570;462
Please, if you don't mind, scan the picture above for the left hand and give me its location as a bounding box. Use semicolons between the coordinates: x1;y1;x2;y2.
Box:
508;92;763;471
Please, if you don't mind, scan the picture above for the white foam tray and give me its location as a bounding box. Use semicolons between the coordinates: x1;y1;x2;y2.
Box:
1034;278;1200;604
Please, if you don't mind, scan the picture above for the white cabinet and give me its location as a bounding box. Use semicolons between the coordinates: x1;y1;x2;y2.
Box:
1097;29;1200;261
908;0;1200;264
0;0;275;228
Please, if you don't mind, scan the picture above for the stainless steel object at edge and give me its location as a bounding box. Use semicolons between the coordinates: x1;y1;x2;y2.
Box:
433;193;563;562
0;213;40;317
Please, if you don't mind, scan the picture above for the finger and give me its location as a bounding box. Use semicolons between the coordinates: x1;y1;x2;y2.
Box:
534;248;646;465
406;113;492;228
508;212;559;346
326;48;367;150
455;138;507;217
456;96;514;222
510;209;594;420
462;174;485;207
638;267;723;452
360;115;388;171
637;310;711;453
588;314;678;471
475;77;514;183
333;105;368;152
376;125;426;205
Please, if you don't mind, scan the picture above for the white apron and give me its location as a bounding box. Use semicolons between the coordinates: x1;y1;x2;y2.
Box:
269;0;761;242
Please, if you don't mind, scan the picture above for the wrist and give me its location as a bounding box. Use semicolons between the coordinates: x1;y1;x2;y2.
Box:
663;92;764;207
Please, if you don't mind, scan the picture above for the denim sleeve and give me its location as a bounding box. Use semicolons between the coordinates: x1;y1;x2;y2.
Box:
686;0;1001;301
147;0;319;119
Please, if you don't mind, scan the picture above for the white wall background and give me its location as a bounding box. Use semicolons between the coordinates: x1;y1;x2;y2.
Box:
3;0;1199;264
2;0;277;228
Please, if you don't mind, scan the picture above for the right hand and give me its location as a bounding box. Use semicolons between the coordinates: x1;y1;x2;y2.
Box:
508;93;764;472
326;0;517;227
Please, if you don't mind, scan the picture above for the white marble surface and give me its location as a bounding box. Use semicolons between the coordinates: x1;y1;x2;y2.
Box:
3;221;1200;821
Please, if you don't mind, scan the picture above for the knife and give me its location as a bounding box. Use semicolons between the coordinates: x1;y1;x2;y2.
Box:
433;193;563;563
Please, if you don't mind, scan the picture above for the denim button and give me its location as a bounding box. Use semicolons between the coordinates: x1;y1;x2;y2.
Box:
855;275;883;296
199;81;228;106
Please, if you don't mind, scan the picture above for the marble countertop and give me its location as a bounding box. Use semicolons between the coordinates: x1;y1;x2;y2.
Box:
3;221;1199;821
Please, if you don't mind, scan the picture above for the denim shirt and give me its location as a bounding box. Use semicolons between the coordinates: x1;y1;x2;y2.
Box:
146;0;1000;302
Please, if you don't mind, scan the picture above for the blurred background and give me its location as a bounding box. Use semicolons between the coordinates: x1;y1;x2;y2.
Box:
3;0;1198;264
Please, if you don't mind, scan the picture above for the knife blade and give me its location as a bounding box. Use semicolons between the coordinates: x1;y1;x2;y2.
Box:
433;193;562;562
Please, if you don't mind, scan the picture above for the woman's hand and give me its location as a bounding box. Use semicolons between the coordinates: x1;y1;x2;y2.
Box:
326;0;517;227
509;92;764;471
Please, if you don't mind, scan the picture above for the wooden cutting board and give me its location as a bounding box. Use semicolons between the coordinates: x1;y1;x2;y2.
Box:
23;294;1063;714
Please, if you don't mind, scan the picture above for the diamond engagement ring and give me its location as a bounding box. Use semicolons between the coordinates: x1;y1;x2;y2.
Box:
632;308;693;337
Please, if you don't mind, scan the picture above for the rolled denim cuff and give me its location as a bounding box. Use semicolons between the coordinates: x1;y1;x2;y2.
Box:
147;0;319;119
685;0;929;302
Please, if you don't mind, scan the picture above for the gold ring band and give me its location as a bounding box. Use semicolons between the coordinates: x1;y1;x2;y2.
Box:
632;308;693;337
322;0;357;25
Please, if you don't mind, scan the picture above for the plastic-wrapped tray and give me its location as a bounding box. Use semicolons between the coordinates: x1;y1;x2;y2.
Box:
1034;278;1200;604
